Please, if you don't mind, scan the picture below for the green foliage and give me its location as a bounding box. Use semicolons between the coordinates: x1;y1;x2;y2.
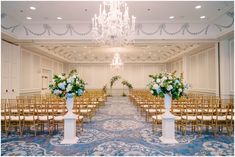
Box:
121;80;133;89
110;75;121;88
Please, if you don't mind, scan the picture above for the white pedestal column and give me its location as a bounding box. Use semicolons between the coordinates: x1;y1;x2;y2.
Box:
159;112;178;144
160;94;178;144
61;112;78;144
61;94;78;144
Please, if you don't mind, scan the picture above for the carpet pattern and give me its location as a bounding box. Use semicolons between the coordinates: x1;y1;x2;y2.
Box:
1;96;234;156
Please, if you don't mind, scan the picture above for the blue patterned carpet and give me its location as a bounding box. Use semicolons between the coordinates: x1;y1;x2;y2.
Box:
1;97;234;156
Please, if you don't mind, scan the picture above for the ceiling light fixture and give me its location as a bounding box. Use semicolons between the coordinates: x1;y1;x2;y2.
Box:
30;6;36;10
26;17;32;20
57;17;63;20
169;16;175;19
110;50;123;69
92;0;136;46
200;15;206;19
195;5;202;9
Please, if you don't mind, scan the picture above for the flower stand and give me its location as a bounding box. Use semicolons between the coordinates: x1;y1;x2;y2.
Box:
159;94;178;144
61;94;78;144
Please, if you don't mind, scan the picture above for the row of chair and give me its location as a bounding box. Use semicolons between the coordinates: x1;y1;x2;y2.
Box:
1;90;107;136
129;90;234;136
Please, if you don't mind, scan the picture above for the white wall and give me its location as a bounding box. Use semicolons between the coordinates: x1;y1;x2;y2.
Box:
188;47;216;93
68;63;166;89
219;38;234;98
166;59;183;77
20;48;65;95
167;47;217;94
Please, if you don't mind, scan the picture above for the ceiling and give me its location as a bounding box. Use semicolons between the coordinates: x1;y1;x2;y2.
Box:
2;1;233;23
1;1;230;64
19;40;214;63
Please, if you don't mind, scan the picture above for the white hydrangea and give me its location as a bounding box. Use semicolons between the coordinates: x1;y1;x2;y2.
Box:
66;84;73;92
153;84;159;90
167;85;173;91
156;79;161;83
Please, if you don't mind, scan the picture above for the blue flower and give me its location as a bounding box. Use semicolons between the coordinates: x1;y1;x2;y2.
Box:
157;87;162;94
77;89;83;96
58;82;65;90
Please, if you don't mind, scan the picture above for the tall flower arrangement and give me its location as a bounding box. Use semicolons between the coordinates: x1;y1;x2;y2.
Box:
49;70;86;97
148;71;189;100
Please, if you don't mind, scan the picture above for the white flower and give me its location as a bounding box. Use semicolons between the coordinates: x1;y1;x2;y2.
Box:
160;82;164;87
66;84;73;92
153;84;159;90
167;85;173;91
179;88;182;92
156;79;161;83
67;77;75;84
150;90;154;94
168;76;172;80
175;80;180;84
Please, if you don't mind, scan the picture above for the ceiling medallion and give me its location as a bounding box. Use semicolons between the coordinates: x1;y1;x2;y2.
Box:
92;0;136;46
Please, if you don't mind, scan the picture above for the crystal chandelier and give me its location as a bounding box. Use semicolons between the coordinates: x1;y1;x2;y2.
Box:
92;0;136;46
110;52;123;69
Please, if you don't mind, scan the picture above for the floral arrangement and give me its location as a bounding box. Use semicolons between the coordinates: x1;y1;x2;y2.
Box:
49;69;86;98
121;80;133;89
110;75;121;88
148;71;189;100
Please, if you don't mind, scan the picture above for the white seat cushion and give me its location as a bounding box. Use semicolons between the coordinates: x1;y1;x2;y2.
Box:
88;105;96;108
1;116;9;120
78;115;83;120
10;116;24;120
152;115;162;120
80;109;91;113
54;116;64;121
38;116;53;121
182;116;197;120
24;116;37;121
146;109;156;113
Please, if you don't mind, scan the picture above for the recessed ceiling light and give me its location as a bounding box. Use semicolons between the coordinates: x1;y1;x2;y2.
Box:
200;16;206;19
169;16;175;19
57;17;62;20
195;5;202;9
30;6;36;10
26;17;32;20
147;8;151;11
84;9;87;12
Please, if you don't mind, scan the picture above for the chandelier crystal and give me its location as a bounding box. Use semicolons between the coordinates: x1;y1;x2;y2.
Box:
92;0;136;46
110;52;123;69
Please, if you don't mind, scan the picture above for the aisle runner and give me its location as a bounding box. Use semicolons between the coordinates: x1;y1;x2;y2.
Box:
1;96;234;156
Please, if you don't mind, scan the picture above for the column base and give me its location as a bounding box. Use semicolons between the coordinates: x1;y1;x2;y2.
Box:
159;136;178;144
61;136;78;144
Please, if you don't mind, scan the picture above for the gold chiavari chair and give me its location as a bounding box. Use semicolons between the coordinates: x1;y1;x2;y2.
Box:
74;97;84;133
52;98;66;132
37;98;54;134
21;98;39;136
8;99;24;135
1;99;10;135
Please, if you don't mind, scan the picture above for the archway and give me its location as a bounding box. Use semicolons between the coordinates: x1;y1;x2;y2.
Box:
102;75;133;96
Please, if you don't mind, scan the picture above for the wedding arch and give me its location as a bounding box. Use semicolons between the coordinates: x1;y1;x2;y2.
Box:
102;75;133;96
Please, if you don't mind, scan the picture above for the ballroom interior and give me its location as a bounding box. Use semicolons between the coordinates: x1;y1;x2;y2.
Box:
1;1;234;156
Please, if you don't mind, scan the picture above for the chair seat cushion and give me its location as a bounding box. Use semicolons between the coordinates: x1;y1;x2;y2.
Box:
10;116;24;120
54;116;64;121
38;116;53;121
152;115;162;120
80;109;91;113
